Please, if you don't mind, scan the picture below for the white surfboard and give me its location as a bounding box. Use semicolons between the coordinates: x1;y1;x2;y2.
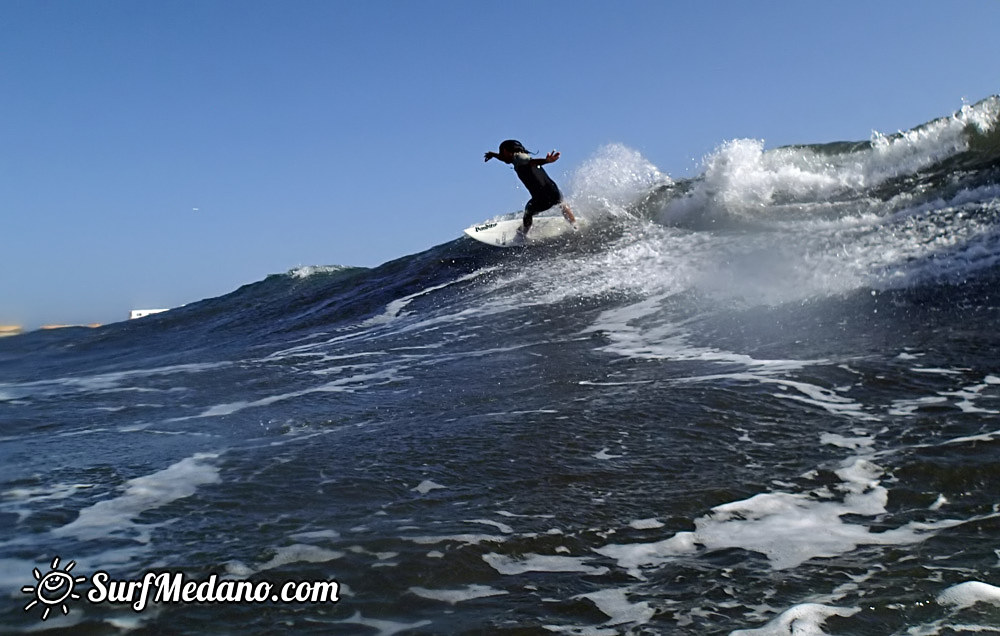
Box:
463;216;579;247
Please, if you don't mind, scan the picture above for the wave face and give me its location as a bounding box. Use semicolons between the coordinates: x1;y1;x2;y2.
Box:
3;97;1000;634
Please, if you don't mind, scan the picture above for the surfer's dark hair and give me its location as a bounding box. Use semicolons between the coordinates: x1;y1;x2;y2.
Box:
499;139;529;155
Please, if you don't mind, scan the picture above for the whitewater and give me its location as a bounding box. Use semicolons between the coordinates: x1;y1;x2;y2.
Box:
3;97;1000;634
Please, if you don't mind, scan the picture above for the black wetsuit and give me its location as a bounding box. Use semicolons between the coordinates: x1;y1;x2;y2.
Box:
512;153;563;215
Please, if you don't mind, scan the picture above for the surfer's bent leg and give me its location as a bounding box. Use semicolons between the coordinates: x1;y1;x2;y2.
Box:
561;202;576;224
522;192;564;235
522;199;541;234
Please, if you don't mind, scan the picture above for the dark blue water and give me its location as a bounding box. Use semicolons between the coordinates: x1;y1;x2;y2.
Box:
3;97;1000;635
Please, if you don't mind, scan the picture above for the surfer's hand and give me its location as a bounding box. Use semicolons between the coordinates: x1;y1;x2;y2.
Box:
484;151;496;162
545;151;560;164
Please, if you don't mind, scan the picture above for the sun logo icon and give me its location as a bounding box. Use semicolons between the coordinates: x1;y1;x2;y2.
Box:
22;556;87;621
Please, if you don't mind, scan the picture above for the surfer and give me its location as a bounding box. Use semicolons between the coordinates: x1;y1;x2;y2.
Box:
484;139;576;236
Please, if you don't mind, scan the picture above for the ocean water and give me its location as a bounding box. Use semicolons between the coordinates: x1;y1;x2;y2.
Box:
3;97;1000;634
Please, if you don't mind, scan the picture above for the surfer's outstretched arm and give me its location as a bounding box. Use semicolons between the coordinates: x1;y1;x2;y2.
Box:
485;150;560;166
528;151;560;167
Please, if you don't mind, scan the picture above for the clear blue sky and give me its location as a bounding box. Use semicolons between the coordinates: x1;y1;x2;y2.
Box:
2;1;998;329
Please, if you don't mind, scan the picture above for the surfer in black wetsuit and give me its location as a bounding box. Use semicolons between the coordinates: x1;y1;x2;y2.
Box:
484;139;576;236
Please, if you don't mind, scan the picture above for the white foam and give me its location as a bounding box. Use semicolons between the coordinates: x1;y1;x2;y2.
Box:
52;453;220;542
256;544;343;572
409;584;508;604
936;581;1000;610
595;532;698;577
663;97;999;227
262;332;376;361
579;379;655;386
407;534;506;546
363;268;496;327
496;510;556;519
568;143;672;219
663;138;864;224
875;198;1000;289
2;482;95;522
889;375;1000;417
224;560;255;577
495;104;1000;337
596;458;963;575
347;545;398;562
585;296;813;373
771;378;874;419
576;587;655;626
483;553;609;576
730;603;860;636
676;372;873;421
542;625;619;636
0;362;231;401
187;367;404;419
593;448;622;460
413;480;446;494
944;428;1000;445
289;529;341;541
466;519;514;534
942;381;1000;415
335;611;432;636
820;433;875;450
870;97;998;176
889;396;949;416
543;104;989;310
288;264;354;279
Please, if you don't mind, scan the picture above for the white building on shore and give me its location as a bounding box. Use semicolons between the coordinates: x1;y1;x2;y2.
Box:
129;309;169;320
